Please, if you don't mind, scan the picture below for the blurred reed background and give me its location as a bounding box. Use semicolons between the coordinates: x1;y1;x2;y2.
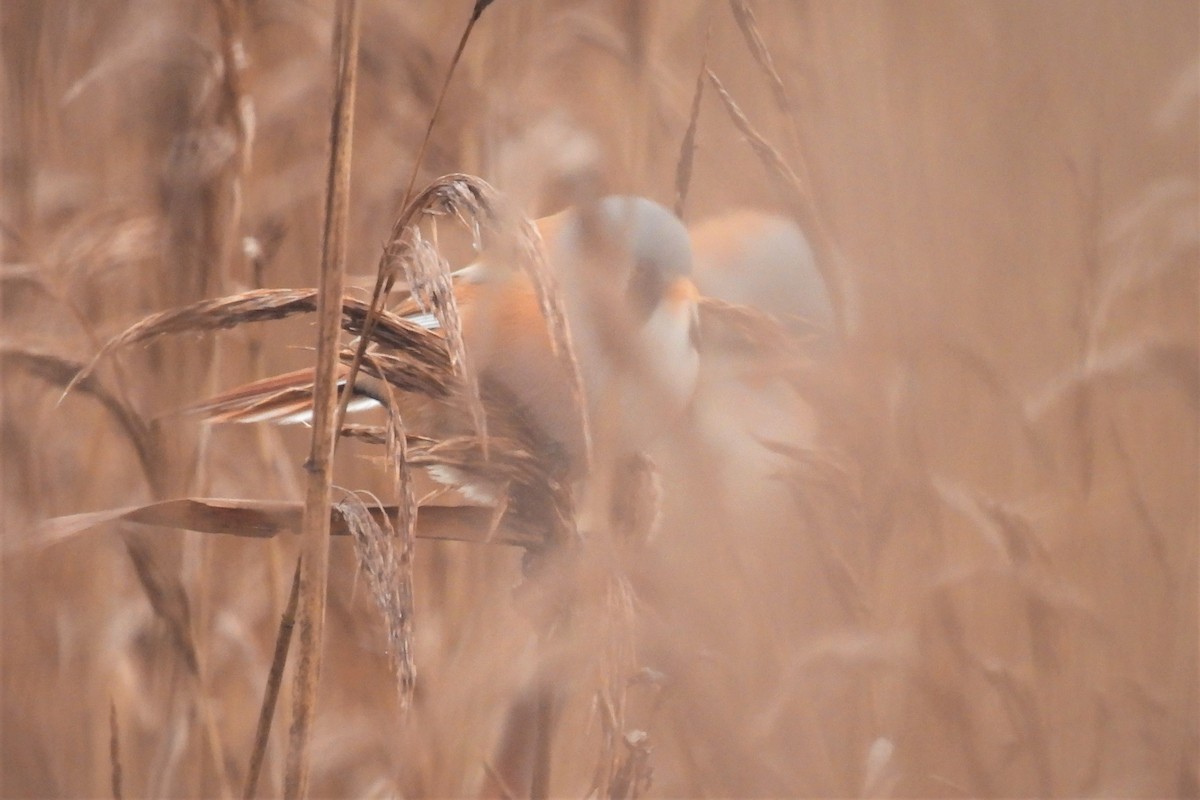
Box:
1;1;1196;797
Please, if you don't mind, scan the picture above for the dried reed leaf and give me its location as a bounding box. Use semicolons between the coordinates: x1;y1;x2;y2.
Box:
3;345;157;481
65;288;454;400
30;498;541;553
64;288;319;397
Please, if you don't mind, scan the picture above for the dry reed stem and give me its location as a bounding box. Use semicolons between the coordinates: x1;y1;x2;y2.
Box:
243;556;301;800
285;0;360;795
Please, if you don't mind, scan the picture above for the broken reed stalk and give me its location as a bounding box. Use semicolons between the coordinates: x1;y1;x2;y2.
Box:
244;557;302;799
283;0;360;797
334;0;493;440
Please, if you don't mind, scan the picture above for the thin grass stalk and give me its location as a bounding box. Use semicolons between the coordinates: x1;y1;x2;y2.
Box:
727;1;790;116
334;0;493;439
6;348;159;487
726;0;833;278
726;0;817;187
204;0;254;453
530;668;554;800
283;0;361;796
211;0;253;291
0;0;42;258
244;557;302;799
122;533;233;798
109;699;123;800
706;67;850;335
673;13;711;218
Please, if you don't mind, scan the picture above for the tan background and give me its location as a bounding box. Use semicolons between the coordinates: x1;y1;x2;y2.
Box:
2;1;1196;797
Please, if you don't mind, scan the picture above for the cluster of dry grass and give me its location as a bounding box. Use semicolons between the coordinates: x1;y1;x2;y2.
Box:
2;1;1197;797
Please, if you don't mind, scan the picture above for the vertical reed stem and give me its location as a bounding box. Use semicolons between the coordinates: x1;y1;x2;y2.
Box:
283;1;361;796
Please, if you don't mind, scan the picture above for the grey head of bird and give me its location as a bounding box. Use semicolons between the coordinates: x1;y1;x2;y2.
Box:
535;196;700;466
549;195;694;325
